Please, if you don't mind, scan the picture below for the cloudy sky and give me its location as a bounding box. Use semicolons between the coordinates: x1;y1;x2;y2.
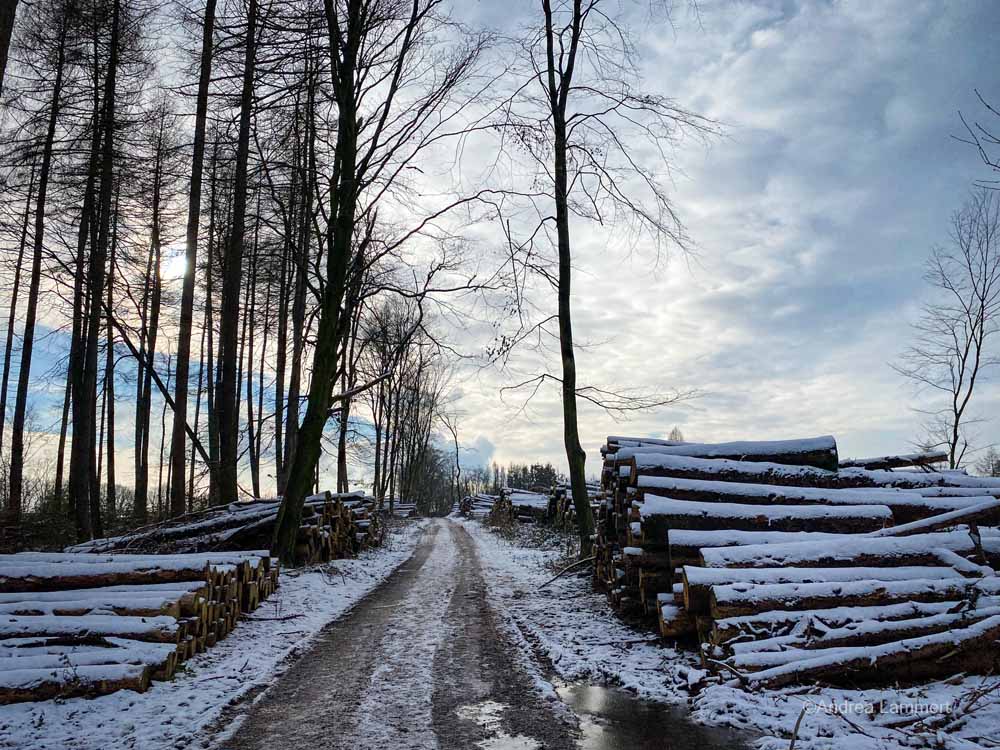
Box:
449;0;1000;477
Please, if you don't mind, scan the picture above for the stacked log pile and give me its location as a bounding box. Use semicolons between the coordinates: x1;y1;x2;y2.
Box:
549;481;603;530
508;490;551;523
66;491;385;565
596;435;1000;686
392;501;418;518
0;550;278;704
460;493;499;519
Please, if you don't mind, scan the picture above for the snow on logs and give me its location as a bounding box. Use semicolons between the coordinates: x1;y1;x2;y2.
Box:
616;435;840;471
593;433;1000;688
66;492;386;564
838;450;949;471
0;550;279;704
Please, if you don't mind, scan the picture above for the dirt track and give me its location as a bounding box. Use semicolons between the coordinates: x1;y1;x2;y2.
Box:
215;520;577;750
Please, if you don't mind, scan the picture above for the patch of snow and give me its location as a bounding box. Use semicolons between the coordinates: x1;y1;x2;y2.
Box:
460;520;697;701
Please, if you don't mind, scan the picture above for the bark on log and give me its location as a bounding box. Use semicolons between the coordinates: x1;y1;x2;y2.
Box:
0;581;207;603
724;605;1000;661
867;499;1000;537
617;436;839;471
0;592;201;618
635;476;985;524
709;597;1000;645
0;560;218;593
637;495;891;538
624;454;855;488
0;615;181;642
738;615;1000;688
699;530;979;569
838;451;949;470
683;565;967;615
0;663;152;704
709;576;1000;620
667;529;845;568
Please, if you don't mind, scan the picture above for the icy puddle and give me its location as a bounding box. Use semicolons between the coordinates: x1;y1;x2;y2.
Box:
456;700;544;750
558;684;750;750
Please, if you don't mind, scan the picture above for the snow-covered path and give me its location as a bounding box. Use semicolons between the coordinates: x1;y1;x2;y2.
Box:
217;520;578;750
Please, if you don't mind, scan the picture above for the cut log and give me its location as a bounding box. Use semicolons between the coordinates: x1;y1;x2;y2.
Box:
658;601;697;638
682;565;968;615
0;663;152;704
0;581;207;604
838;451;949;470
621;546;672;570
724;605;1000;660
709;576;1000;620
636;495;891;537
0;615;181;643
699;530;979;569
635;476;984;524
0;641;177;680
667;529;846;567
709;596;1000;645
624;454;853;488
867;498;1000;537
0;591;202;618
616;436;839;471
0;560;222;593
0;551;271;567
839;467;1000;490
738;615;1000;688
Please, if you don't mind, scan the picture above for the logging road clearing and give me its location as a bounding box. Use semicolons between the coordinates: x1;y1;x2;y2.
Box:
213;519;576;750
212;519;746;750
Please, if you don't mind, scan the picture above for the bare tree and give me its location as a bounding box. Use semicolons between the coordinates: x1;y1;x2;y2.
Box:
493;0;716;555
271;0;490;561
0;0;18;96
975;446;1000;477
959;90;1000;187
894;188;1000;468
169;0;218;517
9;0;70;524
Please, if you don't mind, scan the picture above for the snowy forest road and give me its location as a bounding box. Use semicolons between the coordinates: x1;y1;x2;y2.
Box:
214;520;579;750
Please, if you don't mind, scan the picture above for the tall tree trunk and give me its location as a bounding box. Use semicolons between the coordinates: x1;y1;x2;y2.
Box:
273;162;295;485
256;263;271;496
61;51;104;512
134;127;165;520
278;75;314;497
190;301;209;508
273;0;360;560
9;18;66;521
104;188;119;520
0;162;36;460
205;140;220;503
244;245;259;498
170;0;218;517
0;0;18;97
69;0;121;541
372;383;383;505
217;0;257;503
542;0;593;556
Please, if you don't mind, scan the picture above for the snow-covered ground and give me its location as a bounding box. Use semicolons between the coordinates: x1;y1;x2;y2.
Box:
0;520;427;750
463;520;1000;750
